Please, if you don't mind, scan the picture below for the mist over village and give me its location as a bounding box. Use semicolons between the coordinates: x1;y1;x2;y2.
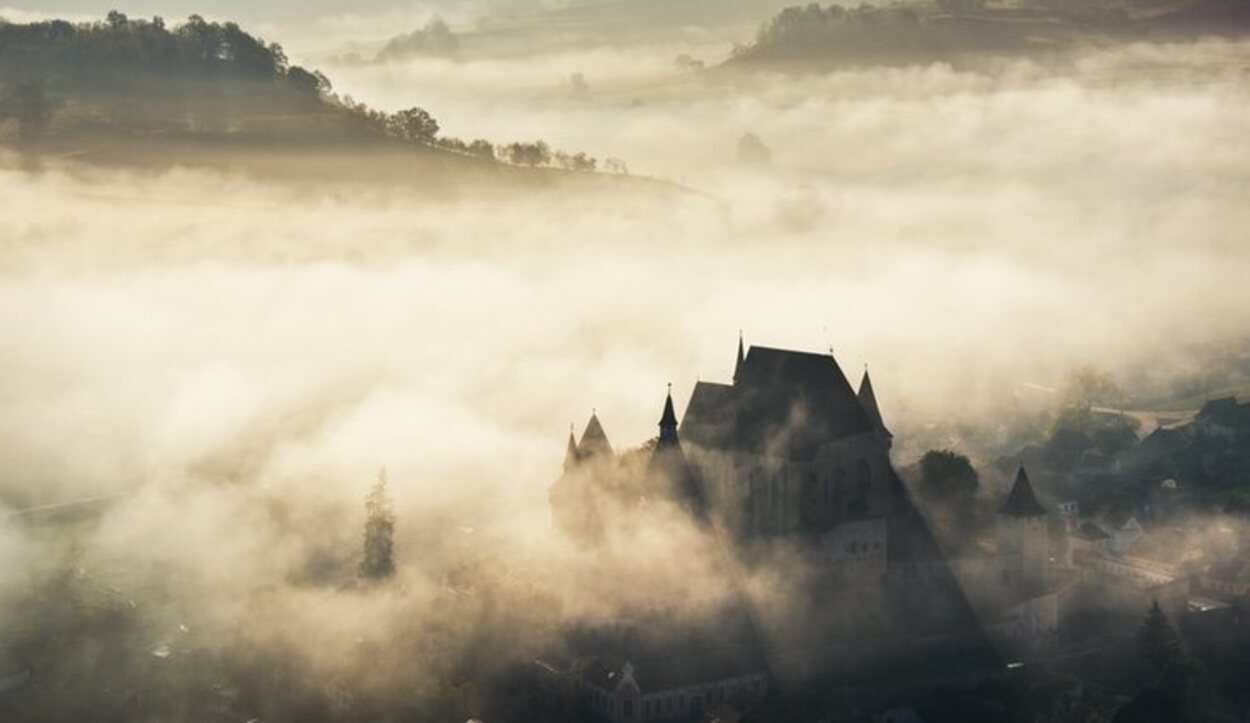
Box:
2;0;1250;722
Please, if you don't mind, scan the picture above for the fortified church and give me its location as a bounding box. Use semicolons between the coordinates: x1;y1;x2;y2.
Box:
541;338;1055;721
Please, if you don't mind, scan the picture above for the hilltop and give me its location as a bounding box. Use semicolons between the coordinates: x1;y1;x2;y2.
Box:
0;12;639;191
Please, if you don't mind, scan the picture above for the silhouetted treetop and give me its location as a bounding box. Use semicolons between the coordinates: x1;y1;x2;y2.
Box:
0;13;293;87
0;12;332;132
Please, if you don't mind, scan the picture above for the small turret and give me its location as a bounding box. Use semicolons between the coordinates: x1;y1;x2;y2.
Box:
646;387;708;522
659;383;678;443
563;424;578;471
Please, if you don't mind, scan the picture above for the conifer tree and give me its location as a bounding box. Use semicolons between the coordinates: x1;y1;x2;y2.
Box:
1137;600;1185;674
1136;599;1196;700
359;467;396;581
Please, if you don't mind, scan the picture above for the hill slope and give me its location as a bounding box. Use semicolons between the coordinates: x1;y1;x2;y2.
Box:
0;13;640;191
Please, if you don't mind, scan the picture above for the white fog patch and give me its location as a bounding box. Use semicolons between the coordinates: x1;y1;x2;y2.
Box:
1;38;1249;696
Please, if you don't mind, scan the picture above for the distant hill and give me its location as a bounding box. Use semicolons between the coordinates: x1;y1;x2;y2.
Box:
360;0;797;62
728;0;1250;68
0;13;636;190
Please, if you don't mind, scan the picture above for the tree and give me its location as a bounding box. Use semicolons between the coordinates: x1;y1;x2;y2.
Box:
286;66;328;99
503;140;551;167
919;449;979;502
1056;365;1121;432
1136;600;1195;689
4;81;53;142
554;150;596;172
359;468;396;581
465;138;495;160
388;107;439;144
603;157;629;174
737;132;771;166
106;9;129;29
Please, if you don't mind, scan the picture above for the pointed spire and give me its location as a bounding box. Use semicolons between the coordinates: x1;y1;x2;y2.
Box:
563;423;578;471
1001;466;1046;517
858;366;892;439
647;387;708;523
733;331;745;384
659;383;678;442
577;411;614;459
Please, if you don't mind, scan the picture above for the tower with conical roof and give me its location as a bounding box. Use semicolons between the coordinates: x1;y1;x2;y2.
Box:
997;466;1049;591
577;411;614;460
549;412;618;543
646;386;708;522
857;367;892;451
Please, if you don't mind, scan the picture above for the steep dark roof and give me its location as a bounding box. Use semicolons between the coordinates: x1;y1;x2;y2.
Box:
1000;467;1046;517
680;346;874;461
681;381;734;441
887;506;949;564
578;412;614;459
857;369;892;439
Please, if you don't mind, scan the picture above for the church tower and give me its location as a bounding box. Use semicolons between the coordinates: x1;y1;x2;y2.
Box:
549;412;617;542
645;387;708;522
998;466;1049;591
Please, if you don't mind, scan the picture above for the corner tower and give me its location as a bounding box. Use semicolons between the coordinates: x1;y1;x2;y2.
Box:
998;466;1049;591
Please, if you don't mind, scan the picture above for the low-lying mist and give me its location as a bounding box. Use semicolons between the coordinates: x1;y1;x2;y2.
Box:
2;33;1249;720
